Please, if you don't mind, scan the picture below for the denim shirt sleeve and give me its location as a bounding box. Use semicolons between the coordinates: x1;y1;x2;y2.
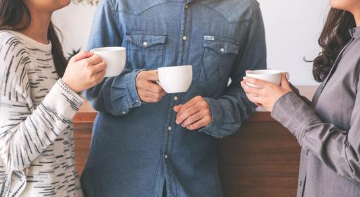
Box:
200;5;267;138
83;0;142;115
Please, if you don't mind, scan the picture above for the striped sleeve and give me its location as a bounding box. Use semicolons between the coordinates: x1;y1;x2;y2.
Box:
0;34;84;171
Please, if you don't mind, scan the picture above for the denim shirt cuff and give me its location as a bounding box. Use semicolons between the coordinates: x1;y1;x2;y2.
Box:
128;69;144;108
199;97;224;138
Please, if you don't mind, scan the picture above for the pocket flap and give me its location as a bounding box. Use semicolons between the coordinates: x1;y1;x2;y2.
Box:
126;34;167;48
203;39;239;55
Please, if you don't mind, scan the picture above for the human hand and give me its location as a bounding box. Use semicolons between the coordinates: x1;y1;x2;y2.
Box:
62;51;106;93
174;96;212;130
136;70;166;103
241;73;292;112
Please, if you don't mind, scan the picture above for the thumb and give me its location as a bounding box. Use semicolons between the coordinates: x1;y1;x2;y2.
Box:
280;73;290;89
173;105;183;112
71;51;94;62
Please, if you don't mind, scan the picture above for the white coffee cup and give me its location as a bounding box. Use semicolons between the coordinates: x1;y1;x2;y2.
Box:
157;65;193;94
246;70;290;86
90;47;126;77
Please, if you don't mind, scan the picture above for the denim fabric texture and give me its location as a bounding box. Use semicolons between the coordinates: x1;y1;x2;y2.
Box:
81;0;266;196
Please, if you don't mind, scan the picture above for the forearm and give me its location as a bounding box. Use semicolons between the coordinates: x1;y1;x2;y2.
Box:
290;83;312;106
272;92;360;181
0;80;84;170
201;85;257;138
84;69;142;115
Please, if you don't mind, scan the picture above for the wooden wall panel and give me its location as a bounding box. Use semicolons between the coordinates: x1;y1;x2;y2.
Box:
218;122;300;197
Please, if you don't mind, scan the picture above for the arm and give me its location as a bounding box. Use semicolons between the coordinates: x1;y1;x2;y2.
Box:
290;83;312;106
200;5;267;138
271;81;360;181
83;0;142;115
0;50;84;170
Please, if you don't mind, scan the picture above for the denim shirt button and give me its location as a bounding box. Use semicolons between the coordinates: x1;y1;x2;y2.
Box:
122;111;126;114
185;5;189;9
220;48;225;53
164;155;169;159
168;126;172;131
143;42;148;46
174;96;178;101
182;36;187;41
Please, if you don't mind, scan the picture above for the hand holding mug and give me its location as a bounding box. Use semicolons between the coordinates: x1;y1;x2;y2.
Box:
62;51;106;93
136;70;166;103
241;72;292;112
174;96;212;130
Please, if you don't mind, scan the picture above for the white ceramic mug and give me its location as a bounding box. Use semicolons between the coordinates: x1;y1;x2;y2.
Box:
246;70;290;86
90;47;126;77
157;65;193;94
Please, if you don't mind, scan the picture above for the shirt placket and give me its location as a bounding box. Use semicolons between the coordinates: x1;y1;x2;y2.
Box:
163;1;192;196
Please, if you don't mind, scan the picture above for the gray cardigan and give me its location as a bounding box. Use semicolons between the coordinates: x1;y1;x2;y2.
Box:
272;26;360;197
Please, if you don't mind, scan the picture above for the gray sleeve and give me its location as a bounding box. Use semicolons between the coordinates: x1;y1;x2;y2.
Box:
290;83;312;106
271;90;360;182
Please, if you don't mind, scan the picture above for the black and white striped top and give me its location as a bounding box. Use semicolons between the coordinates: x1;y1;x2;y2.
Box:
0;30;84;197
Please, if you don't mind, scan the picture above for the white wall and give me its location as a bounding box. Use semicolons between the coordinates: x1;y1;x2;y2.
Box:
53;0;330;86
257;0;329;85
52;3;96;56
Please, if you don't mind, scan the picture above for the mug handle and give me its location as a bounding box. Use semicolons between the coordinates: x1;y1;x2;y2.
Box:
156;80;162;87
154;70;163;87
283;71;290;80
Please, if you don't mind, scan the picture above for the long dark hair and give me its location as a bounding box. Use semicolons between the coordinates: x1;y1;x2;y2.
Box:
312;8;356;82
0;0;67;77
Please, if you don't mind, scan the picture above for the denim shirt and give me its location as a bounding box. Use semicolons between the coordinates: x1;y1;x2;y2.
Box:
81;0;266;196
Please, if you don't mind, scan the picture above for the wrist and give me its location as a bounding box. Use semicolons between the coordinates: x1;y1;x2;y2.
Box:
61;78;81;94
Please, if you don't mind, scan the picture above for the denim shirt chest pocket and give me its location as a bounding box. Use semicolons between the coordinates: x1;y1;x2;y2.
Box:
125;34;167;69
197;39;240;96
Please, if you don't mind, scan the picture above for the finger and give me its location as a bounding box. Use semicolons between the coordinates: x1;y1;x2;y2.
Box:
93;70;106;84
145;71;159;81
176;103;201;125
181;111;203;128
241;81;262;96
176;97;200;118
246;93;261;104
174;105;183;112
141;90;164;100
87;54;103;66
187;117;211;130
281;73;291;89
141;96;158;103
71;51;94;62
142;92;165;102
143;81;165;94
243;77;268;89
92;62;107;73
